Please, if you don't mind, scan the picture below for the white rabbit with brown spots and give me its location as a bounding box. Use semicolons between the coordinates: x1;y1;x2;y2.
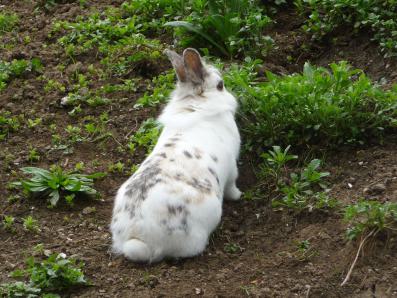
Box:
111;48;241;262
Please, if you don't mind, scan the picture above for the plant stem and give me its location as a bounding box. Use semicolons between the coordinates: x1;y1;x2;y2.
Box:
341;229;375;286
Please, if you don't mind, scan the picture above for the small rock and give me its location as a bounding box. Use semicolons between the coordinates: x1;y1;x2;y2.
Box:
82;207;96;215
347;177;356;183
60;96;71;106
5;261;16;269
5;102;15;109
195;288;203;295
364;183;386;195
44;249;52;257
65;61;83;75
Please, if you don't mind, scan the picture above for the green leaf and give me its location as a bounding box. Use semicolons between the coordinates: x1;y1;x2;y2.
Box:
49;190;60;206
164;21;229;56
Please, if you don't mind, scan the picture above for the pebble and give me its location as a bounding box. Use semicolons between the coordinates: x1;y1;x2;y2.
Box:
82;206;96;215
363;183;386;195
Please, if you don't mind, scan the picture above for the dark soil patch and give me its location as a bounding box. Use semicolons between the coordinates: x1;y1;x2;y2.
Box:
1;1;396;297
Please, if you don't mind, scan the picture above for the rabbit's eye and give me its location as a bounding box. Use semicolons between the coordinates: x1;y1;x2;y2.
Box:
216;80;224;91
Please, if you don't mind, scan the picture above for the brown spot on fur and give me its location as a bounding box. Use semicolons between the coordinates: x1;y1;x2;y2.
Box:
158;152;167;158
164;143;175;147
124;162;162;199
183;150;193;158
187;177;212;193
174;172;184;180
181;107;195;113
194;147;203;159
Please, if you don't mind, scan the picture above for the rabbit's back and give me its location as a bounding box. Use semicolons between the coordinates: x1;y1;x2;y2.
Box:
111;145;223;261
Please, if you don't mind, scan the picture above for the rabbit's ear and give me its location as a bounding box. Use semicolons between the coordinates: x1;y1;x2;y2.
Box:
164;49;187;82
183;48;204;84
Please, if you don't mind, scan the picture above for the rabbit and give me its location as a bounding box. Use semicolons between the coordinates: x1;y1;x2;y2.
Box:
110;48;241;263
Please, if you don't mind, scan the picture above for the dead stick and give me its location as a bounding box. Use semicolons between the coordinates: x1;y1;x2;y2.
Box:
341;229;375;286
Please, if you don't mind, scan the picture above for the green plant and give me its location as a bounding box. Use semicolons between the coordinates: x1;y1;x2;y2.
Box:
165;0;273;57
293;239;317;261
0;12;19;34
227;61;397;148
108;161;125;173
129;118;162;155
3;215;15;232
55;10;165;73
24;253;87;291
224;242;243;254
344;200;397;241
0;111;20;141
22;216;40;233
27;118;42;129
0;281;41;298
12;166;105;207
299;0;397;57
341;200;397;286
121;0;186;33
74;162;85;172
273;159;335;212
260;145;297;183
134;70;175;109
65;125;84;143
0;59;42;91
28;148;40;162
1;253;88;297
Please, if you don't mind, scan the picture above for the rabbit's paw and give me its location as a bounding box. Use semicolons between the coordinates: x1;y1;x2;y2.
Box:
225;185;242;201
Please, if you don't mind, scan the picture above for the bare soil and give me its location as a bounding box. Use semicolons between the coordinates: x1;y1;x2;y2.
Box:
0;1;396;297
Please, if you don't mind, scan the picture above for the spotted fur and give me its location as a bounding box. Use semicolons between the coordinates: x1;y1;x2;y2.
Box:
111;48;241;263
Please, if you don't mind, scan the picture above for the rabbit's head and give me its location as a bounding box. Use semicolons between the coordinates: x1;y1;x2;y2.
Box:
165;48;225;97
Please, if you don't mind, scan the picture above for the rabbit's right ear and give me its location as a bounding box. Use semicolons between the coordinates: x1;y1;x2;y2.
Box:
164;49;187;82
183;48;204;85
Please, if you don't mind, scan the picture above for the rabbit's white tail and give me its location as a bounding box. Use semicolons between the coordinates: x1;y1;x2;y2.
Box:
122;239;151;262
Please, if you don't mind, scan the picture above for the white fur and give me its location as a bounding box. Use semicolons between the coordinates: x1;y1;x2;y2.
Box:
111;50;241;263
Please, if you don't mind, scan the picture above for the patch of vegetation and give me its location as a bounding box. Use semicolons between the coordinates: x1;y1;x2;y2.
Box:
12;166;105;207
248;146;337;212
271;155;337;213
298;0;397;57
344;200;397;241
38;0;87;11
226;60;397;148
55;11;164;68
165;0;273;58
0;12;19;34
2;215;15;232
0;58;42;91
120;0;185;33
224;242;243;254
128;118;162;155
0;253;88;297
341;200;397;286
0;111;20;141
259;145;297;184
134;70;175;108
22;215;41;233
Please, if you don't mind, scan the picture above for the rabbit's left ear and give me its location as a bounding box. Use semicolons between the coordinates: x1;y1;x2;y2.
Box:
164;49;187;82
183;48;204;84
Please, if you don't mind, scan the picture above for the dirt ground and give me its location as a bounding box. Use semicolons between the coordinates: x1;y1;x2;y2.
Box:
1;1;396;297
